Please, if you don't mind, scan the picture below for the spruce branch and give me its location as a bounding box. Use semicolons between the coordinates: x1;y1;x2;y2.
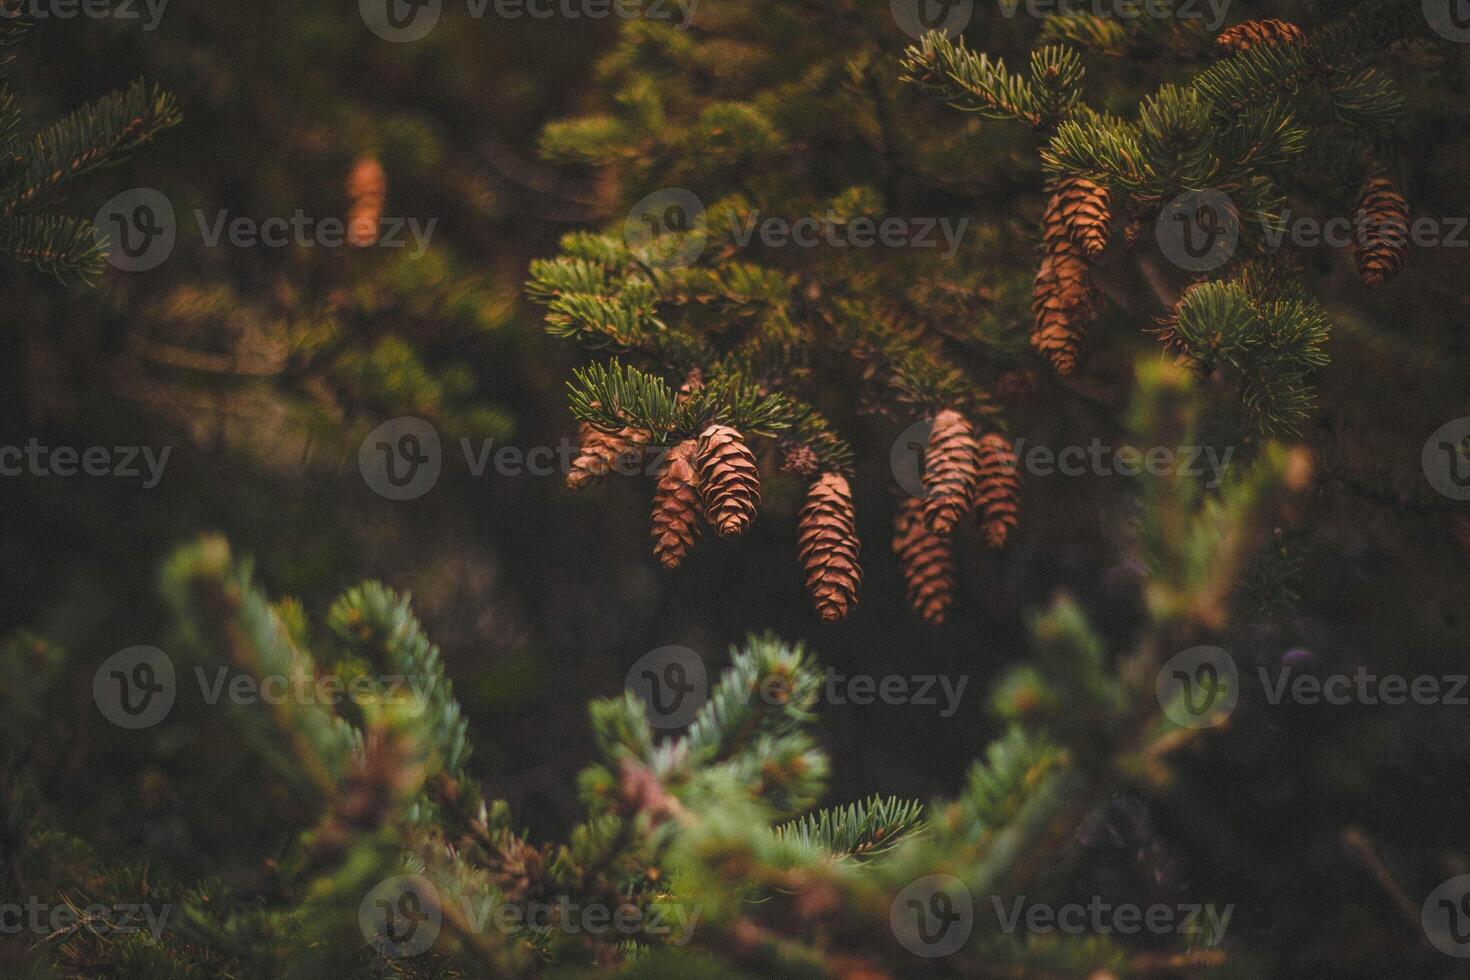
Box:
569;358;682;436
1;79;181;216
161;535;357;802
537;114;639;165
0;1;32;50
1039;12;1130;57
328;582;472;781
775;796;925;860
679;632;820;768
1192;1;1410;128
1027;45;1085;127
0;212;104;283
900;32;1044;127
1164;275;1328;433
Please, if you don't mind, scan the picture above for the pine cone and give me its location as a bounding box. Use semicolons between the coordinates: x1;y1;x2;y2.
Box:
1031;236;1094;375
921;409;981;536
697;424;760;537
567;422;649;490
650;440;701;569
797;472;861;622
975;433;1020;548
1044;176;1111;259
893;497;954;626
1353;177;1410;287
346;155;386;248
1216;19;1306;53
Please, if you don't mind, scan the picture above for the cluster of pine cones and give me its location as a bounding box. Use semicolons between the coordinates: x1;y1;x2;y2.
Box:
1030;18;1410;375
566;409;1019;626
893;410;1018;626
567;420;857;622
1031;175;1109;375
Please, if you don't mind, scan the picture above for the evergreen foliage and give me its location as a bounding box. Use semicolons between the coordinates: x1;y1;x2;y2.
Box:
3;1;1469;978
527;0;1424;616
4;363;1309;976
0;8;178;283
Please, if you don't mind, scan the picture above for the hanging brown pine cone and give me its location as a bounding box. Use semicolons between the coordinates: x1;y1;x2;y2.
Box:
650;439;701;569
921;409;981;537
1044;176;1112;259
893;496;954;626
697;424;760;537
797;472;861;622
566;422;649;490
975;433;1020;548
1031;236;1094;375
346;155;386;248
1216;19;1306;53
1353;177;1410;287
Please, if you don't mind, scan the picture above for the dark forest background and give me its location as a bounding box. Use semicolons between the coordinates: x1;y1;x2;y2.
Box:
3;3;1469;975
